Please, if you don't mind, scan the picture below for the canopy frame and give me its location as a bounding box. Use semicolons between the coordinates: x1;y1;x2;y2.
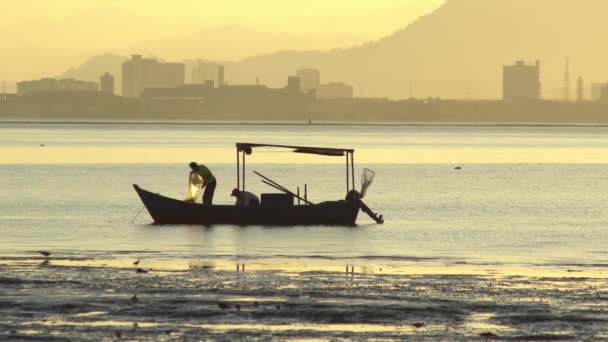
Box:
235;142;356;195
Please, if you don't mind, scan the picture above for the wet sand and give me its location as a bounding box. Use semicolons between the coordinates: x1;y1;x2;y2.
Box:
2;254;608;341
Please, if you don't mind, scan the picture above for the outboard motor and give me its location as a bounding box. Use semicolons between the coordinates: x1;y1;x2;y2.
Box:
346;187;383;224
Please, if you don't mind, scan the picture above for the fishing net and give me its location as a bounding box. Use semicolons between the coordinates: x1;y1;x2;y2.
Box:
185;172;203;202
360;168;375;199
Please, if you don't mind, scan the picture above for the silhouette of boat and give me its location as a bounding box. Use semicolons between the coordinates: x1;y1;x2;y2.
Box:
133;143;383;226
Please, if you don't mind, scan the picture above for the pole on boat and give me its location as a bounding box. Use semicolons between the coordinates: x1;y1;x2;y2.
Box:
304;184;308;205
255;171;315;205
261;180;313;206
242;149;246;193
350;152;355;192
262;180;287;194
261;178;289;194
297;187;301;205
236;148;240;192
345;154;349;194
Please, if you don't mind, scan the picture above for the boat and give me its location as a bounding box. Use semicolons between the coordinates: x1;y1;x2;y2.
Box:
133;143;384;226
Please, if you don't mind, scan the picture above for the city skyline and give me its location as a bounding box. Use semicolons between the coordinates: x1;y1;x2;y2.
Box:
3;0;608;100
3;56;607;124
8;55;607;103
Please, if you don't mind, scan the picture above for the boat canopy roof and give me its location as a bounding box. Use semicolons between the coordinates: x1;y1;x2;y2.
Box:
236;143;354;157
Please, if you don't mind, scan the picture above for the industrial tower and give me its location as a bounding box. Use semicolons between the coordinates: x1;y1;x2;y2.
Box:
564;59;571;102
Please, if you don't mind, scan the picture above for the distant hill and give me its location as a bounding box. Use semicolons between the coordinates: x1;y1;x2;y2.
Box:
57;0;608;99
222;0;608;99
121;26;366;62
56;24;368;92
1;6;366;83
59;54;126;93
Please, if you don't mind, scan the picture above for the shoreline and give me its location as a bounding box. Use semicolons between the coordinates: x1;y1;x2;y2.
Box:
3;119;608;128
3;252;606;279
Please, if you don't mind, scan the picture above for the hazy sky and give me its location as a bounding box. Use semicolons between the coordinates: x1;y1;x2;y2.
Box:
2;0;443;36
3;0;441;19
0;0;444;84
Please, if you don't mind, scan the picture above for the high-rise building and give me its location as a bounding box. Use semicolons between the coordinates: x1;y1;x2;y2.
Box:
122;55;185;98
296;68;321;93
591;83;608;101
218;65;225;87
191;60;221;86
576;76;584;102
100;72;115;95
502;60;541;101
286;76;301;93
122;55;155;98
601;85;608;102
564;59;571;102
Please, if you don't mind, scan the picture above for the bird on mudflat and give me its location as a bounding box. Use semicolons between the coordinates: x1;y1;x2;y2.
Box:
131;294;138;303
133;259;140;266
38;251;51;257
135;268;148;274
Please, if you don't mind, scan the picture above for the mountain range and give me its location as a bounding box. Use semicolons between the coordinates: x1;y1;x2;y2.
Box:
0;6;372;87
37;0;608;99
221;0;608;99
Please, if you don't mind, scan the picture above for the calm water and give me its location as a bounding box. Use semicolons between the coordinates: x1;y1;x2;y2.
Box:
2;123;608;271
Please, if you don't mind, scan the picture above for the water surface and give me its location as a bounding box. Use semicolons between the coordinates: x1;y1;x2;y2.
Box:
2;123;608;271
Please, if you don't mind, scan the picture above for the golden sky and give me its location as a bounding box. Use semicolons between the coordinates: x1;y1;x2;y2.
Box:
1;0;443;36
0;0;443;83
2;1;442;20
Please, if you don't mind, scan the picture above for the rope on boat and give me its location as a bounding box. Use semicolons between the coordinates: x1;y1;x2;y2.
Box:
130;206;146;223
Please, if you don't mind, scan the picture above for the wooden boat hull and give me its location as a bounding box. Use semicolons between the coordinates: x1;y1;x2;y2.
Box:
133;185;360;226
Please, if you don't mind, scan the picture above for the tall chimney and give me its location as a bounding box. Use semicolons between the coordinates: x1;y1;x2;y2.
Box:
218;65;225;88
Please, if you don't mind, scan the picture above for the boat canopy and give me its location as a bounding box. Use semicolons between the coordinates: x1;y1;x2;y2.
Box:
236;143;353;157
236;142;357;197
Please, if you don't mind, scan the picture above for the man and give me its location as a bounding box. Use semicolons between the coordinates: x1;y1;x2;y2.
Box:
189;162;217;205
231;188;260;207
